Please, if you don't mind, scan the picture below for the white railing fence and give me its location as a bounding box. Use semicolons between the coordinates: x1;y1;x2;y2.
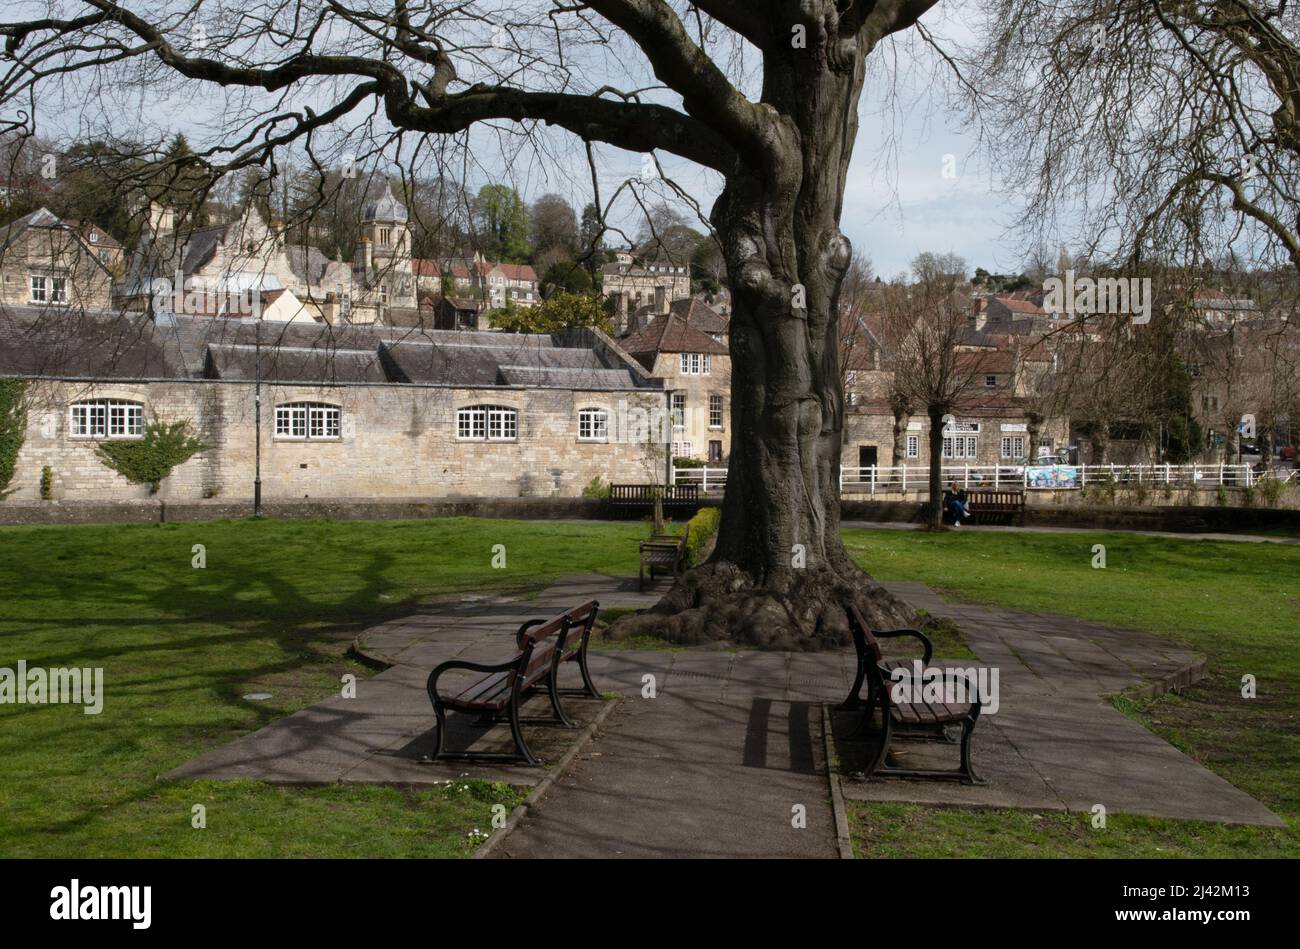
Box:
673;463;1271;494
669;466;728;492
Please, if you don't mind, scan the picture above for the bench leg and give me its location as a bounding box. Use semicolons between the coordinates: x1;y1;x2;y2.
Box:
508;695;541;766
958;718;987;785
430;702;447;760
577;649;601;699
862;715;988;784
861;709;893;778
836;655;868;710
546;669;575;728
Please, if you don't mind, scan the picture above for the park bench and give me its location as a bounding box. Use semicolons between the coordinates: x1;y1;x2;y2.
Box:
946;489;1025;526
424;601;601;765
608;483;700;519
839;601;987;784
639;526;690;591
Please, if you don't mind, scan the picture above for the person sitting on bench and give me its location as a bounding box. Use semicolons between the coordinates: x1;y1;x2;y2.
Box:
944;482;973;526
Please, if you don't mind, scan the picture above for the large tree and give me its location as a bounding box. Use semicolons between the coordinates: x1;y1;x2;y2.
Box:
976;0;1300;278
0;0;940;647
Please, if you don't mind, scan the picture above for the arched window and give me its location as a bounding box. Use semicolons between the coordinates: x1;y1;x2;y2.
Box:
275;402;341;440
578;408;609;442
457;405;517;441
69;399;144;439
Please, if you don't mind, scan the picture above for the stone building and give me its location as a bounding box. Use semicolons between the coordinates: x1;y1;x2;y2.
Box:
414;253;540;310
620;308;731;463
0;208;119;311
0;307;670;501
602;252;691;332
841;339;1069;473
117;182;422;325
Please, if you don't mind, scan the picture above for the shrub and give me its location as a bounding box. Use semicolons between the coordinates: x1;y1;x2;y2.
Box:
0;379;26;498
1257;478;1287;509
673;456;705;469
39;465;53;500
1215;483;1229;507
581;475;610;499
96;420;207;494
684;506;721;566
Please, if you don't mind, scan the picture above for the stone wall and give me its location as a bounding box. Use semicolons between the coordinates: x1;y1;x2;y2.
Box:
8;379;663;501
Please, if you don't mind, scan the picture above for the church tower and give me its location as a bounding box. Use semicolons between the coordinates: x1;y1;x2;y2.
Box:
359;180;416;309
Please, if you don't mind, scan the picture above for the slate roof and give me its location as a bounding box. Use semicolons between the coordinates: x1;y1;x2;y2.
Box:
0;305;655;391
285;245;331;285
0;306;183;379
205;343;388;384
668;297;727;334
620;312;728;365
363;181;408;224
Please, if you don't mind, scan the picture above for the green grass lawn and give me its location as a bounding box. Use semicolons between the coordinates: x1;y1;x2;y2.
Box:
0;517;646;857
1;516;1295;858
843;527;1300;857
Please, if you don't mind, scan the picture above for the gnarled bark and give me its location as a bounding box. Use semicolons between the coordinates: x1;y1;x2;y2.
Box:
609;24;918;650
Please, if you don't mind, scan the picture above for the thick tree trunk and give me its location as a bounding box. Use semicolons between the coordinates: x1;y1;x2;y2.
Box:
607;38;915;650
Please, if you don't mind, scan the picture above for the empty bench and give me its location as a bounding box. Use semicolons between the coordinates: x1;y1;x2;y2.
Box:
424;601;601;765
639;525;690;591
608;484;700;519
840;601;987;784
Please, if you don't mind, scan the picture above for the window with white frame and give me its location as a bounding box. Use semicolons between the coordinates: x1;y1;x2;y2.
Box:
578;408;608;442
679;352;712;375
69;399;144;439
457;405;517;441
275;402;341;440
906;434;920;459
30;273;68;304
1000;435;1025;460
942;435;978;459
671;392;686;431
708;394;723;429
672;440;693;457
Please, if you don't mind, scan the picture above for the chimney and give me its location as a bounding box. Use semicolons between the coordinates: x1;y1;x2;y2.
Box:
357;237;373;282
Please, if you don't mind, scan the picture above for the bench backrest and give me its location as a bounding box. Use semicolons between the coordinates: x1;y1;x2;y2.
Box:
514;614;568;684
556;600;600;655
514;601;601;674
967;490;1024;506
609;484;701;503
844;602;884;663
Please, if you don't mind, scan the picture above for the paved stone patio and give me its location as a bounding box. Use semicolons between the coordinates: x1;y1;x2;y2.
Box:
168;571;1283;859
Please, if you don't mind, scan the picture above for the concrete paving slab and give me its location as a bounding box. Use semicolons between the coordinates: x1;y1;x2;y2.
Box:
165;573;1285;855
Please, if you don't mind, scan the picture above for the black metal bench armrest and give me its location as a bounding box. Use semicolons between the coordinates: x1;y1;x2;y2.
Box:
427;656;521;700
515;618;548;649
873;627;934;664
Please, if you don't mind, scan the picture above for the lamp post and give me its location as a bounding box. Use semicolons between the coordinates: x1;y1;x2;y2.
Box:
664;388;676;489
253;318;263;517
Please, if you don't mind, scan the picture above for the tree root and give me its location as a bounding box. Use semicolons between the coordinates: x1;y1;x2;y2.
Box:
607;559;917;651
